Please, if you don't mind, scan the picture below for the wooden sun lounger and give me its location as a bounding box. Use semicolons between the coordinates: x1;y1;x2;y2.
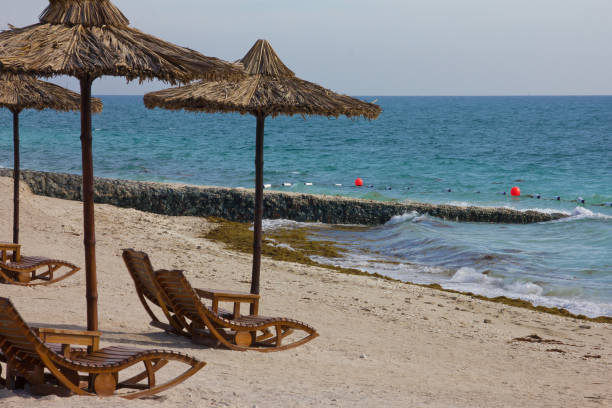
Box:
122;249;235;337
155;269;319;352
0;297;205;399
0;243;80;286
123;249;194;336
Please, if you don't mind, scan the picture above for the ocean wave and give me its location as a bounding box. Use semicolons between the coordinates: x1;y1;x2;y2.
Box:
449;267;545;296
258;213;611;318
499;205;612;221
548;206;612;223
510;207;572;215
443;273;612;317
385;211;421;225
385;206;611;227
311;254;612;317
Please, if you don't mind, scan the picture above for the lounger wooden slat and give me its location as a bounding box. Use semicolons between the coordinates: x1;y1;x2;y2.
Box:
0;297;205;399
0;243;80;286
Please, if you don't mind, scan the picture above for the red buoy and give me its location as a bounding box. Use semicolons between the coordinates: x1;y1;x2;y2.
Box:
510;186;521;196
355;178;364;187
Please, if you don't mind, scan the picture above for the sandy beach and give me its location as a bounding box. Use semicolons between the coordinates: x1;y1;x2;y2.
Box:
0;176;610;407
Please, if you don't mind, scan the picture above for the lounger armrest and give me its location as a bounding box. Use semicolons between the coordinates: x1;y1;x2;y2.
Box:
0;242;20;262
35;327;102;352
195;288;260;317
195;288;260;300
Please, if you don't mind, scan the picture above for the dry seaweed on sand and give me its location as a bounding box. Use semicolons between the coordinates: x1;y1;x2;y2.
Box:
512;334;565;345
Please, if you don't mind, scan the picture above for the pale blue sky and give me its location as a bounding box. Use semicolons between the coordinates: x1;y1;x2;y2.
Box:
3;0;612;95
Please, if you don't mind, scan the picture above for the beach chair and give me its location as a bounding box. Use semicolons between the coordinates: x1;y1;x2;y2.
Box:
155;269;319;352
0;242;80;286
0;297;205;399
122;249;190;336
122;249;240;338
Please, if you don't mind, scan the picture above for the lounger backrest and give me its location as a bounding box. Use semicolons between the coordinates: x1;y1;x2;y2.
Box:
154;270;219;325
122;249;170;307
0;297;44;356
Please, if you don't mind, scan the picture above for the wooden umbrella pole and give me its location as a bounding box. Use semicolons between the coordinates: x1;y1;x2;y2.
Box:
80;75;98;334
250;113;266;305
12;109;20;246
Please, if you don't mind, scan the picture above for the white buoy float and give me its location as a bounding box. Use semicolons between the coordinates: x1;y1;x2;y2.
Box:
263;184;272;189
304;182;313;186
282;182;292;187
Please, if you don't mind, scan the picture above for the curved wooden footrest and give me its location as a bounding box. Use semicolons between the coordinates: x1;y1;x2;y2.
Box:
0;256;80;286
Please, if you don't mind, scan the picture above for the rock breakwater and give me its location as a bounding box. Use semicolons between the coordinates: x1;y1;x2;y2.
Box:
0;169;567;225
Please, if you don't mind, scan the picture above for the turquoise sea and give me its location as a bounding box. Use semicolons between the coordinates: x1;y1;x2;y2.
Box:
1;96;611;317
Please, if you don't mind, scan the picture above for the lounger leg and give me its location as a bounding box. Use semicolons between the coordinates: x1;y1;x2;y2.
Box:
234;331;252;347
276;325;284;347
94;373;117;397
6;361;17;389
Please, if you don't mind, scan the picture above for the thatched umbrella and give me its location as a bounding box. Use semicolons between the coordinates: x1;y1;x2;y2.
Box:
145;40;381;300
0;72;102;246
0;0;244;333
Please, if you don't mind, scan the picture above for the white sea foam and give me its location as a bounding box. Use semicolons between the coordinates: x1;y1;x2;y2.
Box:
438;268;610;317
448;201;473;207
261;218;319;231
548;206;612;223
510;207;572;215
312;255;612;317
450;267;502;286
385;205;611;229
569;206;612;220
266;238;295;251
385;211;421;225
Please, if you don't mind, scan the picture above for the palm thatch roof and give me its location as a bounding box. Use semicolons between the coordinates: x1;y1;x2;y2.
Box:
0;0;244;83
0;72;102;113
144;40;381;119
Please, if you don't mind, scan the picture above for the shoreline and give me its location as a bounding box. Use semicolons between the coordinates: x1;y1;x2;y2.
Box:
0;169;567;224
205;217;612;323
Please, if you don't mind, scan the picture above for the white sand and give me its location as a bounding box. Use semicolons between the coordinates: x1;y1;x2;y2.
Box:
0;177;610;407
